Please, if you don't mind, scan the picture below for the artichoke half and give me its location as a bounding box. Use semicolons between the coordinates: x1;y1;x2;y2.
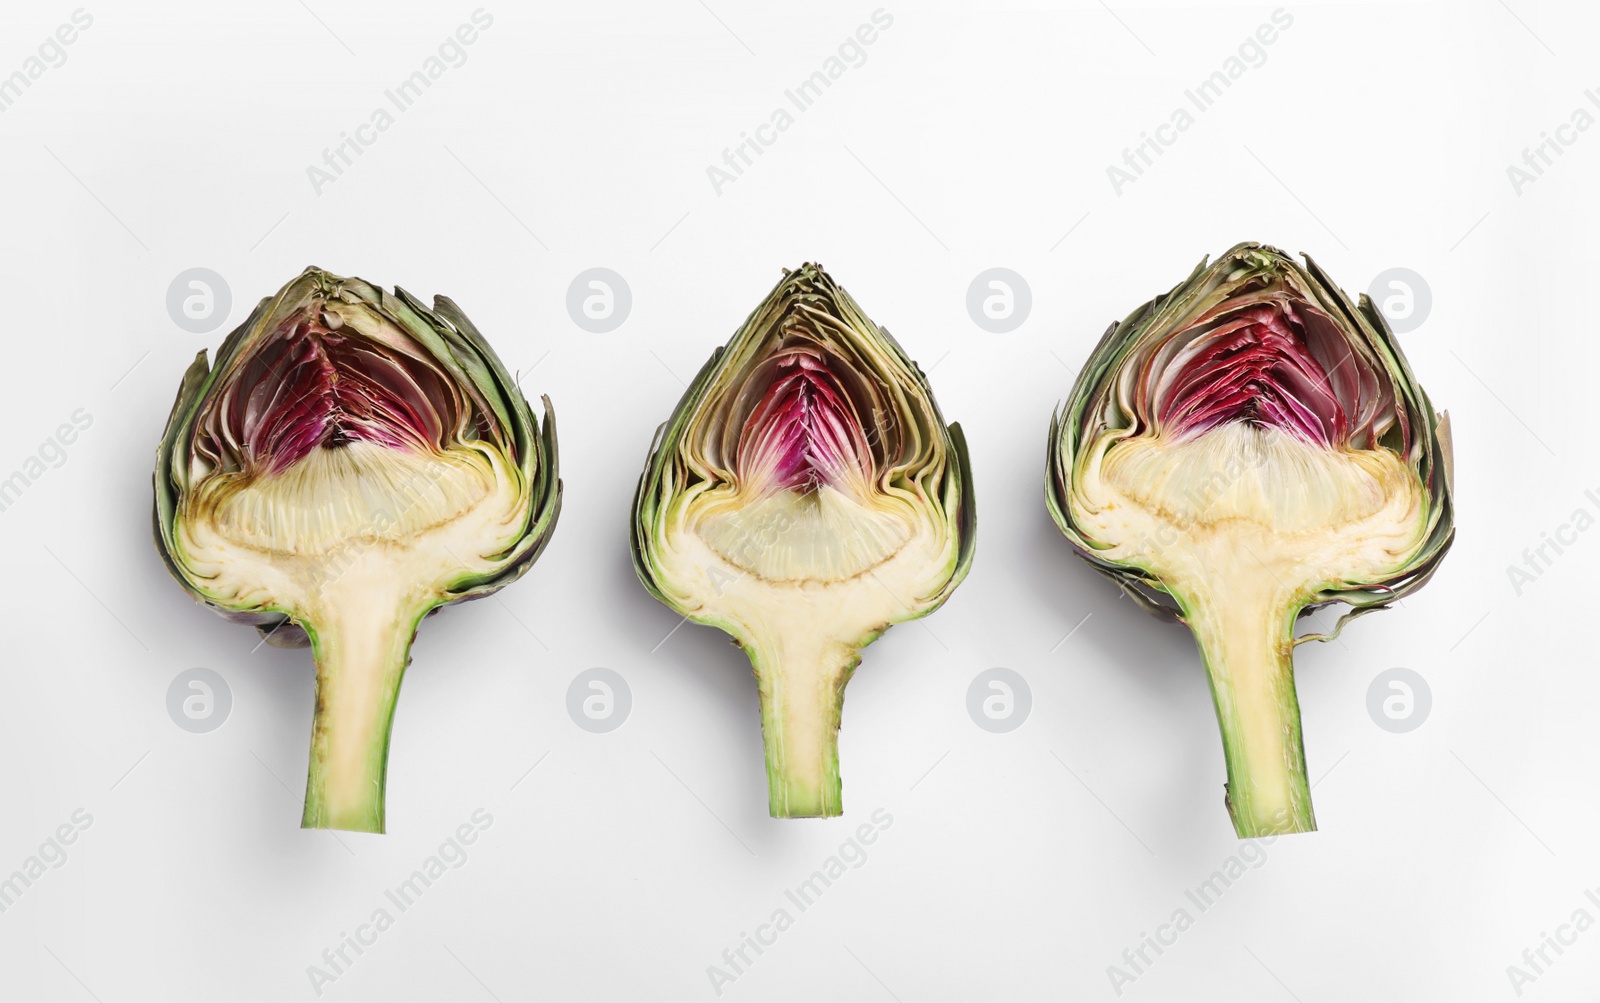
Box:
633;264;975;818
1047;243;1453;837
155;268;560;833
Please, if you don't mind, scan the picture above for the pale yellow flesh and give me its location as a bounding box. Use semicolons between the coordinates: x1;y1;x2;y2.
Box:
660;482;959;816
1069;422;1430;834
177;440;527;831
698;484;913;583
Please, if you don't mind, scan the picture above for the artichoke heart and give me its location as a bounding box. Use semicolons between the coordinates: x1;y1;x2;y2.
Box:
155;268;561;833
633;264;975;818
1047;243;1454;838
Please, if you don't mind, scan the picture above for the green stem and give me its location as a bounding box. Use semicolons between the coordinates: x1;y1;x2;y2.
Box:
750;636;858;818
1185;591;1316;838
301;606;418;833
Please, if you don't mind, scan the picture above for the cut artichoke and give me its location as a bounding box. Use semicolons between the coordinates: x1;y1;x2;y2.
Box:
633;264;975;818
1047;243;1453;837
154;268;560;833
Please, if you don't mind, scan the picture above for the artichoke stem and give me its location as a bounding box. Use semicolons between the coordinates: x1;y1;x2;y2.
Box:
749;636;859;818
1184;589;1316;838
301;601;420;834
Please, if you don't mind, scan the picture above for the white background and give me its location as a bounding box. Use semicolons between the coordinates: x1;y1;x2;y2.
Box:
0;0;1592;999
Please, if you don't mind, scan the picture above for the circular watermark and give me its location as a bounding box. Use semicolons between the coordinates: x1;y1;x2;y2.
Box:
1367;268;1431;334
966;268;1031;333
1366;667;1431;733
567;667;632;733
566;268;632;333
166;668;233;734
166;268;232;334
966;667;1031;733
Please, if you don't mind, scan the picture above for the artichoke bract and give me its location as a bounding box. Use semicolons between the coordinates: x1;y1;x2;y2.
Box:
633;264;975;818
1047;243;1453;837
154;268;560;833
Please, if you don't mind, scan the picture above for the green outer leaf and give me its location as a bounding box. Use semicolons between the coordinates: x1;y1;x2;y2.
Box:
152;267;561;620
394;287;563;601
1045;242;1454;631
630;263;976;626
